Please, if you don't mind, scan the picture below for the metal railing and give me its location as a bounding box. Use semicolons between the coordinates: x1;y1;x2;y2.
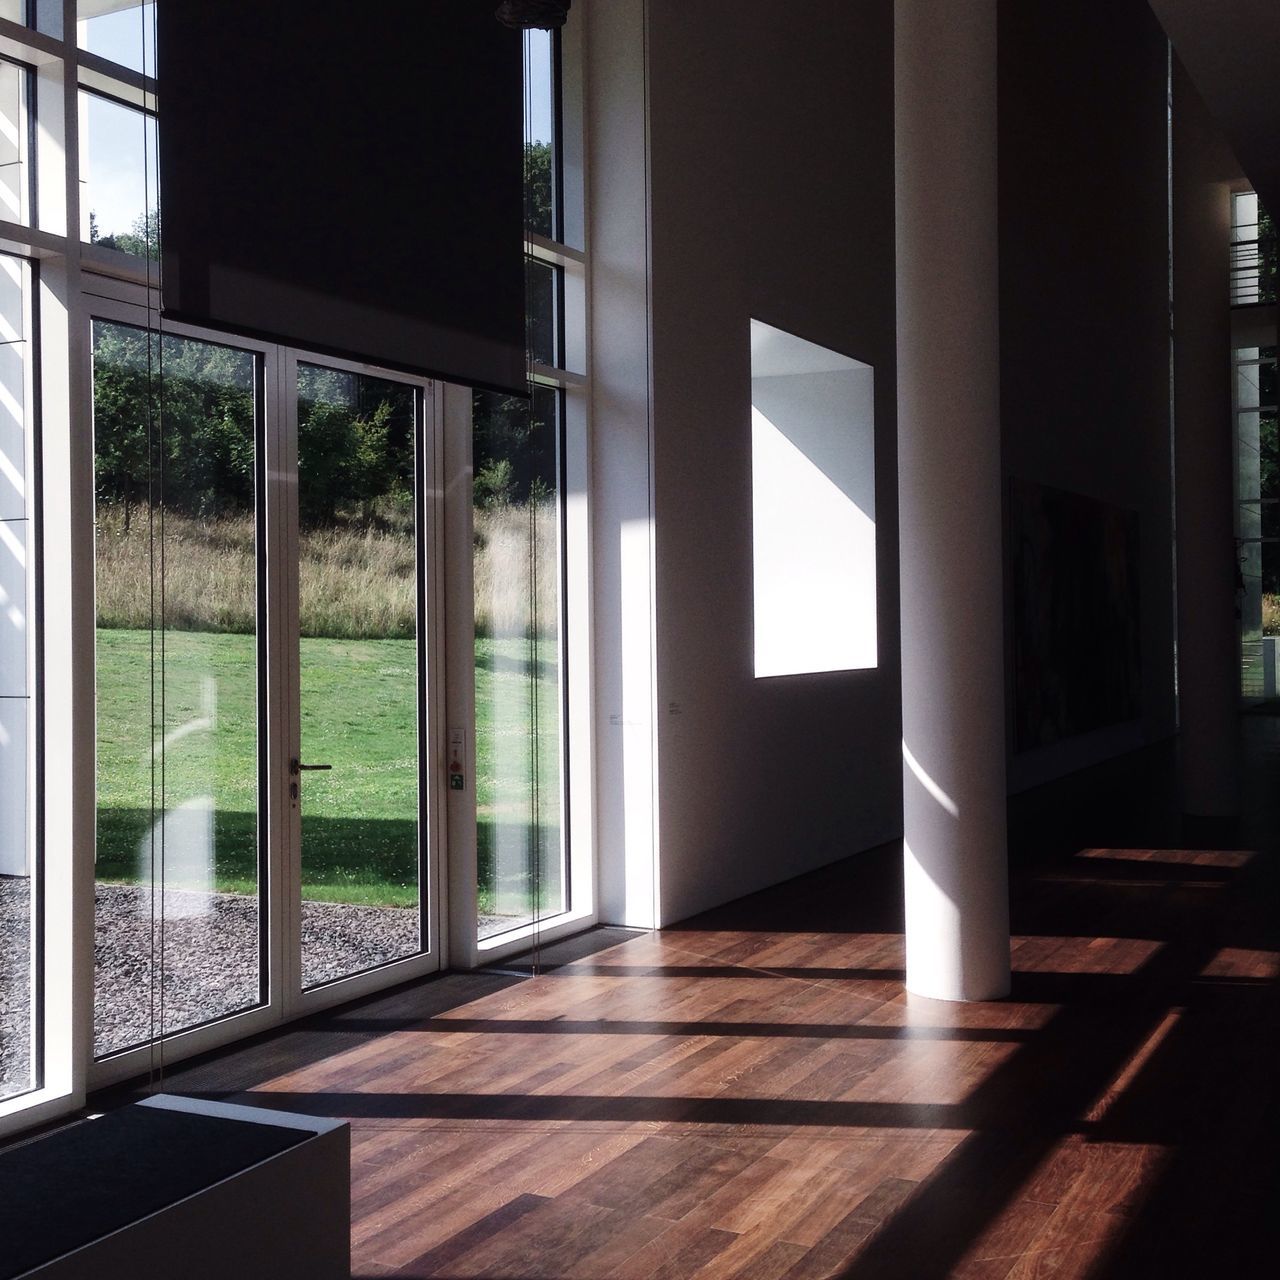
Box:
1231;219;1278;306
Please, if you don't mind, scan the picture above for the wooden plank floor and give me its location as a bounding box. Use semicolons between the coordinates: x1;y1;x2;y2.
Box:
112;726;1280;1278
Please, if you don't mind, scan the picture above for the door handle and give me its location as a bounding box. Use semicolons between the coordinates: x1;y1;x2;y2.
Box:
290;758;333;775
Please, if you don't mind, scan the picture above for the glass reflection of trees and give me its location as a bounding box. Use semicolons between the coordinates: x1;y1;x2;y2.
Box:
473;388;565;937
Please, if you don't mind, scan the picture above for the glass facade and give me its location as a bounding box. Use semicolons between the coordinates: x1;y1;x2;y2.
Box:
0;0;588;1129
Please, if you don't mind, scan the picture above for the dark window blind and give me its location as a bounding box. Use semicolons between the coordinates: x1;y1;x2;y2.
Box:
158;1;527;394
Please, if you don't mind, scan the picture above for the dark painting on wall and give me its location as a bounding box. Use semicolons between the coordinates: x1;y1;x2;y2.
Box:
1010;479;1142;752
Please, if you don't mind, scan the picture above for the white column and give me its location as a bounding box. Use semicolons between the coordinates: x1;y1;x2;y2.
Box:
1171;59;1240;818
896;0;1010;1002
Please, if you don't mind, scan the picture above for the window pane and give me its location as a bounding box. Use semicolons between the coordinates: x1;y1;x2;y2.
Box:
34;0;61;38
473;386;566;940
526;256;560;369
0;253;34;1102
296;364;422;989
79;90;158;253
77;2;156;77
0;59;32;227
524;27;555;238
92;321;263;1058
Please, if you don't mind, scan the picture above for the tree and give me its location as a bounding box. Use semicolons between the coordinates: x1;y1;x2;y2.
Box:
473;389;557;509
1259;206;1277;304
525;141;553;239
94;211;161;262
93;323;258;520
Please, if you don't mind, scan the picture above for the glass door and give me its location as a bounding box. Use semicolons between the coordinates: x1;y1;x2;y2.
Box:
90;314;442;1078
286;356;439;1001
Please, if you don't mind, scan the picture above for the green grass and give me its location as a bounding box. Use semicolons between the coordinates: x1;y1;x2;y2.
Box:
95;628;562;910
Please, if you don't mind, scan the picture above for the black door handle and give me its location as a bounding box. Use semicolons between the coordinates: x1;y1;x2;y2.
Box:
290;758;333;775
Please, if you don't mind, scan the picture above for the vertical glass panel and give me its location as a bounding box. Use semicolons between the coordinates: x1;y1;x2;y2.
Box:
93;321;262;1058
473;386;565;939
79;89;159;252
0;253;33;1102
78;2;157;77
0;59;31;228
0;2;26;27
296;364;421;989
524;27;555;238
525;256;559;369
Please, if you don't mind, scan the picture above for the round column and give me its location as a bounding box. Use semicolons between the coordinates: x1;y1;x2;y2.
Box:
896;0;1010;1001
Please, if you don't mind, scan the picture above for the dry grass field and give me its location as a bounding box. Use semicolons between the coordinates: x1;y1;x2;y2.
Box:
95;501;558;638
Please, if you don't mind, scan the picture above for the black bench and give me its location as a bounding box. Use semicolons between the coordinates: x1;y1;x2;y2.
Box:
0;1096;349;1280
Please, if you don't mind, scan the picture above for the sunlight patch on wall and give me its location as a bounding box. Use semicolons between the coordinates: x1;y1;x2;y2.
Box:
751;319;876;678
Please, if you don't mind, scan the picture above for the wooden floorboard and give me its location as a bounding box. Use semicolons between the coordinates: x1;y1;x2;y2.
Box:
88;724;1280;1278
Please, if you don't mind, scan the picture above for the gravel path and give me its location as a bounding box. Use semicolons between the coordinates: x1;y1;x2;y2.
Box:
4;878;521;1078
93;884;422;1057
0;878;33;1099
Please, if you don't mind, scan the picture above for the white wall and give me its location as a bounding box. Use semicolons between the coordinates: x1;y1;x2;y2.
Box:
625;0;901;925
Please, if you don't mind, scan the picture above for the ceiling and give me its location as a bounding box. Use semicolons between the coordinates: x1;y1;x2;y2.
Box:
1148;0;1280;213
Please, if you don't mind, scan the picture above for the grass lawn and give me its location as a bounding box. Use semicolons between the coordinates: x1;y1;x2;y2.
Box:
96;628;562;910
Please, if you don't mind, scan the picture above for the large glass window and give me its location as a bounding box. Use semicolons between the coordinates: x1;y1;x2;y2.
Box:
1;0;588;1133
0;253;34;1103
472;24;576;943
92;320;264;1058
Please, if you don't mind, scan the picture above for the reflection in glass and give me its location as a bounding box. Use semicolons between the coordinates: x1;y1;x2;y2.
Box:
92;321;262;1058
473;386;565;939
77;2;156;77
0;254;33;1101
79;89;159;252
296;364;422;989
